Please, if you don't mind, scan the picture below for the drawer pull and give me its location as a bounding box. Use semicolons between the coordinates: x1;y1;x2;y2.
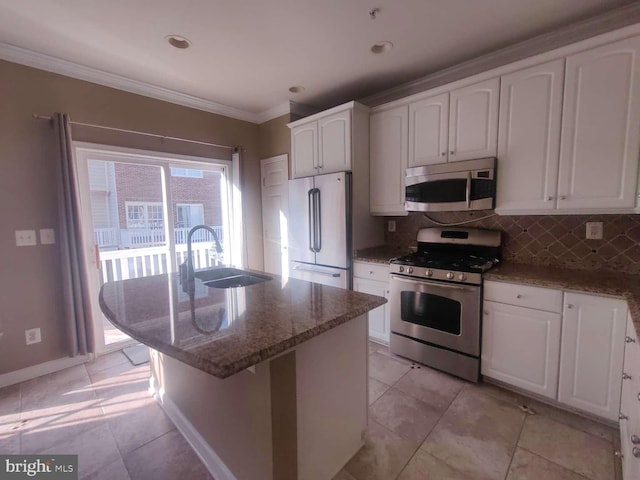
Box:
369;271;374;275
634;447;640;458
516;294;522;299
632;435;640;445
620;413;629;420
623;372;632;380
626;336;637;343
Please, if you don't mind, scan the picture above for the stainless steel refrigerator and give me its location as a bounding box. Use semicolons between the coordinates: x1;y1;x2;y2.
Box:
288;171;352;289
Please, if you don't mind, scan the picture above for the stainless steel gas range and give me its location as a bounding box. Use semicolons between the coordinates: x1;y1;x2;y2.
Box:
389;227;501;382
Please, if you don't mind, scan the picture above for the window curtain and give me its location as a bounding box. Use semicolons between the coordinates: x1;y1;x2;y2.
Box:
55;113;95;356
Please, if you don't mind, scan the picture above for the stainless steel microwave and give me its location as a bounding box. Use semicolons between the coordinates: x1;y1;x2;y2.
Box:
405;157;496;212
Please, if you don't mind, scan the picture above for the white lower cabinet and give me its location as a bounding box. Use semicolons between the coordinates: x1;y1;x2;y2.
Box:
558;292;627;422
353;261;390;344
482;280;629;422
482;301;561;399
620;313;640;479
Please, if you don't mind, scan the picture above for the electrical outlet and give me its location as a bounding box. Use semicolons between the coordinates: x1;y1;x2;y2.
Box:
586;222;603;240
25;328;41;345
388;220;396;232
40;228;56;245
15;230;37;247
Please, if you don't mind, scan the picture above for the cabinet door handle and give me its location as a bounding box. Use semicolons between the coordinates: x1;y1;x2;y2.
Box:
516;294;522;299
634;447;640;458
626;336;637;343
632;435;640;445
450;150;455;155
483;310;489;315
559;195;567;200
620;413;629;420
623;372;632;380
441;152;446;156
546;196;554;201
566;304;574;309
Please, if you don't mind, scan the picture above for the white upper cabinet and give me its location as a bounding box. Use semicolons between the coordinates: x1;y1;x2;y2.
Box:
409;92;449;167
370;105;408;216
408;79;498;168
319;110;351;174
557;36;640;210
448;78;500;162
290;105;356;178
558;292;627;421
291;123;318;178
496;60;564;212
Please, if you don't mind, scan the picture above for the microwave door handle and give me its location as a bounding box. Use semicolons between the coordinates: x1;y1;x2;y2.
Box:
308;189;315;252
465;172;472;208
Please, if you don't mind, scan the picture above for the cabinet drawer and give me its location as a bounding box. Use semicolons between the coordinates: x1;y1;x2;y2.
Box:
353;261;389;283
484;280;562;313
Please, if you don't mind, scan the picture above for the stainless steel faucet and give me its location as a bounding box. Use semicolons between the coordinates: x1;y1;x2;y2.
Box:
180;225;223;291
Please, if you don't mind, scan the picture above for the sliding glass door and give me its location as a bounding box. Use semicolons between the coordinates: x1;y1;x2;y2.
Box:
75;144;234;353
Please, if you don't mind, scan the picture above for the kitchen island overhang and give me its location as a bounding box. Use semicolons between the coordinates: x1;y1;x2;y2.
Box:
99;270;386;480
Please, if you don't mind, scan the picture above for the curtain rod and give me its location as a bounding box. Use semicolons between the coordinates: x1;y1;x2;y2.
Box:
33;114;238;151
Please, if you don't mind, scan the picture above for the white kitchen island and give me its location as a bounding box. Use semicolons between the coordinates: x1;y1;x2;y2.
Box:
99;270;385;480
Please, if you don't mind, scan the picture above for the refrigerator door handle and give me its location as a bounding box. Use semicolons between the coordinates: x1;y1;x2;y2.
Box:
292;264;340;277
307;189;315;252
314;189;322;252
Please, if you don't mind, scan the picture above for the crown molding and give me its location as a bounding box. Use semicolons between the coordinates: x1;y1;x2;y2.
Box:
362;2;640;107
0;42;276;123
254;101;291;124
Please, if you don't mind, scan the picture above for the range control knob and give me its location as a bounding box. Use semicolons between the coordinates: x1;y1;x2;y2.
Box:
426;269;433;277
446;272;454;280
399;266;404;272
458;273;467;281
408;267;414;274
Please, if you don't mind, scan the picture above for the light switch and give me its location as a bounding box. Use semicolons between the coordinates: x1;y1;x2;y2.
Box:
15;230;37;246
40;228;56;245
388;220;396;232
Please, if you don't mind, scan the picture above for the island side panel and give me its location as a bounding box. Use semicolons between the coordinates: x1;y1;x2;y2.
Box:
295;314;368;480
150;352;273;480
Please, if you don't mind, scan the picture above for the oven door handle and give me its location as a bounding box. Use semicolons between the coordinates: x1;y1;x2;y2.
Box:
391;274;473;291
465;171;472;208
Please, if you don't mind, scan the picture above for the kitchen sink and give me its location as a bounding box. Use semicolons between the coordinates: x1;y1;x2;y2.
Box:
194;267;272;289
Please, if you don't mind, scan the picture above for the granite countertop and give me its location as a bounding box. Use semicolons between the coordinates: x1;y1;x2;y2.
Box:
485;262;640;335
99;270;386;379
355;245;413;264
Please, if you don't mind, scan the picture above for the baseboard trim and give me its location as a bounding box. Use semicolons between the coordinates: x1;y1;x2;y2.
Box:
0;354;91;388
151;386;237;480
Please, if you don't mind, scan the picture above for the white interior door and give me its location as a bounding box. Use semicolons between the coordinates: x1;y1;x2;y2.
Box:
261;154;289;276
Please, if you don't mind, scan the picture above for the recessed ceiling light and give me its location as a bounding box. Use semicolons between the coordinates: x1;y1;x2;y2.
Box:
371;41;393;54
166;35;191;49
289;86;305;93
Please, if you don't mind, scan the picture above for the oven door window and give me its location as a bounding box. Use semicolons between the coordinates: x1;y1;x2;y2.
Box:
400;291;461;335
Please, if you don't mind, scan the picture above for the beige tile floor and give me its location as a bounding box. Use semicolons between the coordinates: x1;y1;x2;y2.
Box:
337;341;622;480
0;344;623;480
0;351;212;480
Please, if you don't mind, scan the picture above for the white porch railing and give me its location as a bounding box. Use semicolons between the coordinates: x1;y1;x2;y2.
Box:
95;225;224;249
94;228;119;248
99;243;223;284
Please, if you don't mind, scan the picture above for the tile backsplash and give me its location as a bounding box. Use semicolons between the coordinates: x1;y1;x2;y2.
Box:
385;211;640;274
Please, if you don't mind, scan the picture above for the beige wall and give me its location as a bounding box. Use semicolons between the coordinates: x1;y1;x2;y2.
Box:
257;114;291;160
0;59;265;374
